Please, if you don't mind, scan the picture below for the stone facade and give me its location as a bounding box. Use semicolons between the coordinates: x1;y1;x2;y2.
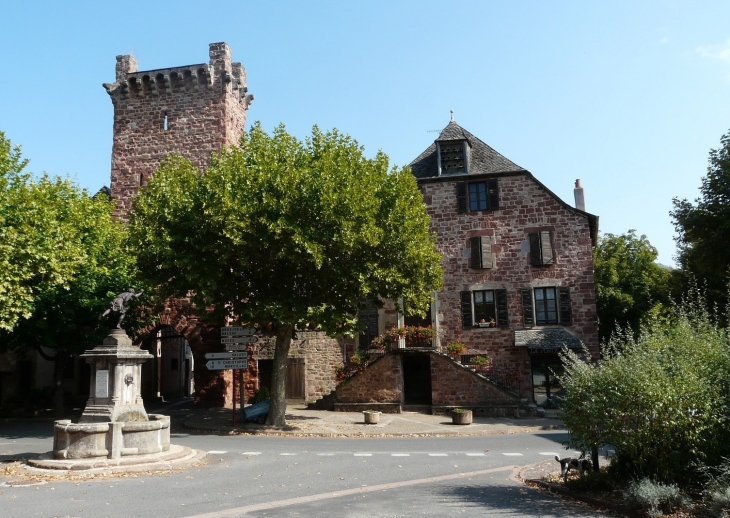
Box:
103;42;253;218
252;331;343;404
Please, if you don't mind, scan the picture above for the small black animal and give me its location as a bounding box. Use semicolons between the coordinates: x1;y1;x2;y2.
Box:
555;455;591;482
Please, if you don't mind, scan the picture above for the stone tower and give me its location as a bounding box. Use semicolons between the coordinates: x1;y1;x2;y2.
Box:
103;42;253;218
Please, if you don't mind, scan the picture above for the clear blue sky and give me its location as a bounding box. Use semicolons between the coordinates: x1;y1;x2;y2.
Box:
3;1;730;266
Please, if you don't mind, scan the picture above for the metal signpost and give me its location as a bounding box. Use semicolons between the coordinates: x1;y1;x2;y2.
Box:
208;327;257;427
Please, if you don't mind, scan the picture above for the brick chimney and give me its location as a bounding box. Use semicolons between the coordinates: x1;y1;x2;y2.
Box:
574;179;586;211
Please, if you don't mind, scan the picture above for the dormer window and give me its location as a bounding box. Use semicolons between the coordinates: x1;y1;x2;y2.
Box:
438;140;469;175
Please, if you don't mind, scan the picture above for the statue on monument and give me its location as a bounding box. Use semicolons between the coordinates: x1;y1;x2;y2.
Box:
100;288;143;329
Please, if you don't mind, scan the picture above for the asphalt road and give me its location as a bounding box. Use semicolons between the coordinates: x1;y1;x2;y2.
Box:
0;420;617;518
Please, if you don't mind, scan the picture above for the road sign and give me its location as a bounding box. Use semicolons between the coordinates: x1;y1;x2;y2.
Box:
205;352;247;360
224;343;250;351
221;335;258;345
206;359;248;370
221;326;256;337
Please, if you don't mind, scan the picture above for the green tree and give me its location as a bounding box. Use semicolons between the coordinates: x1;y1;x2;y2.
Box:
593;230;671;342
559;293;730;487
671;130;730;311
0;130;148;415
129;123;443;426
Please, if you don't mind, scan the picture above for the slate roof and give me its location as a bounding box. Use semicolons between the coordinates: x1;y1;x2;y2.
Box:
514;328;583;350
409;121;526;179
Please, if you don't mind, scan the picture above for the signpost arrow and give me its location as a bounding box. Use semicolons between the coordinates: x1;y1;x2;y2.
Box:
224;343;250;351
205;352;247;360
221;327;256;337
206;359;248;370
221;336;258;345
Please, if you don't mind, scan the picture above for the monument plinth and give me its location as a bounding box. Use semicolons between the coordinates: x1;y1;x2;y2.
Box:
52;329;170;460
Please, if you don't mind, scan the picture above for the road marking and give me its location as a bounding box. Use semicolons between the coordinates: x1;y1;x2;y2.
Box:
391;454;410;457
207;451;228;455
316;453;335;456
502;453;523;456
428;453;448;457
353;453;372;457
279;453;296;456
183;466;515;518
240;452;261;456
539;452;561;456
465;453;486;456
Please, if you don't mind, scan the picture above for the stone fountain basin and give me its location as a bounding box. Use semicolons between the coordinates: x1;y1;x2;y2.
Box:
53;414;170;460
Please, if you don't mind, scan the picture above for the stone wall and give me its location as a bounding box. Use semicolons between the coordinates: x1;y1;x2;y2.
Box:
104;42;253;219
251;331;343;404
420;172;599;395
429;353;516;407
336;354;402;404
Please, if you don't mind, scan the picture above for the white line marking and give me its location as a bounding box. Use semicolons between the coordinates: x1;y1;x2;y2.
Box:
279;453;296;456
353;453;372;457
316;453;335;456
465;453;486;456
240;452;261;455
183;467;515;518
428;453;448;457
502;453;523;456
207;451;228;455
539;452;560;456
391;454;410;457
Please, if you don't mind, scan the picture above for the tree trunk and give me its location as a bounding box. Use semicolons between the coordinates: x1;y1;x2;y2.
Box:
266;324;293;427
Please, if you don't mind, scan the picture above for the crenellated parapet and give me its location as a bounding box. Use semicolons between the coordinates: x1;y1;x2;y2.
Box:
103;42;253;109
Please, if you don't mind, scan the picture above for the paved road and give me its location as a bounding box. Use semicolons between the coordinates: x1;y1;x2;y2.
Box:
0;421;616;517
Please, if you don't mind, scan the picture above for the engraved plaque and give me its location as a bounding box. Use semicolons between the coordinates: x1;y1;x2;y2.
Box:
96;369;109;398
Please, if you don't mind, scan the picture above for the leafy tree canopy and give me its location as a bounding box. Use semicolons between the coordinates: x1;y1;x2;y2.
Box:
129;123;443;425
671;130;730;309
593;230;670;342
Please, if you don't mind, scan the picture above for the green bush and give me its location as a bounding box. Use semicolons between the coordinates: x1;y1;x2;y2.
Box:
558;292;730;487
623;478;689;517
250;387;270;404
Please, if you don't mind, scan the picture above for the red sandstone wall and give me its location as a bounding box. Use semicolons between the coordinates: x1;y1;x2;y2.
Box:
429;354;517;406
105;43;252;218
420;173;599;390
336;355;402;404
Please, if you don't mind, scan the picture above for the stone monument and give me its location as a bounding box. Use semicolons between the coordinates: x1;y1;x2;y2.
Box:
46;291;173;463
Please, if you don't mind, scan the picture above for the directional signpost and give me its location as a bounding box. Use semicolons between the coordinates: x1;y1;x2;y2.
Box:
212;326;258;427
205;352;248;360
206;359;248;370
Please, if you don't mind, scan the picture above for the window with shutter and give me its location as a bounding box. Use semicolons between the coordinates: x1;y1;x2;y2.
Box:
529;231;554;266
470;236;493;269
534;287;558;325
357;300;379;350
456;179;500;212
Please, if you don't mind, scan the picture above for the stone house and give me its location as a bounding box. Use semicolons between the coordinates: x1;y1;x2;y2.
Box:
335;119;599;413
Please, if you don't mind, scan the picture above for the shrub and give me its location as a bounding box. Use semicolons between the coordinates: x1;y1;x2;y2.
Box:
623;478;689;517
250;387;270;404
558;291;730;487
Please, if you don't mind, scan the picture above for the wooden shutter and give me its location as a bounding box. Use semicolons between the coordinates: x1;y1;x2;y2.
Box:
456;182;467;212
540;231;554;265
487;178;499;210
470;236;492;269
481;237;493;269
495;289;508;327
470;237;482;269
529;233;541;266
559;287;572;326
521;289;534;327
460;291;473;328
